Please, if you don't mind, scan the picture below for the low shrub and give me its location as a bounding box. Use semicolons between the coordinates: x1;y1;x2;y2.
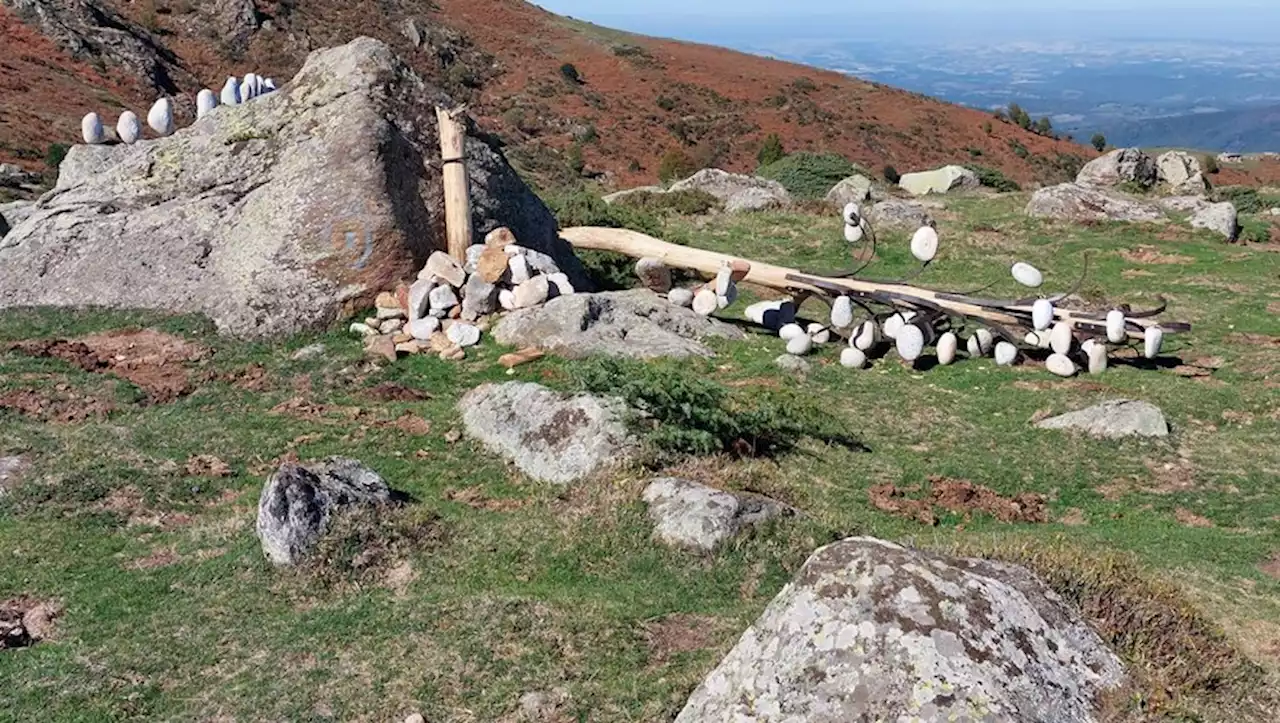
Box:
542;189;661;237
44;143;69;169
883;164;901;184
614;189;719;216
758;152;862;199
967;165;1022;192
1212;185;1264;214
657;148;696;183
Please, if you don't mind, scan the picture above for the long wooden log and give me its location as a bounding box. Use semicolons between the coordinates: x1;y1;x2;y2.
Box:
436;105;473;262
559;226;1188;342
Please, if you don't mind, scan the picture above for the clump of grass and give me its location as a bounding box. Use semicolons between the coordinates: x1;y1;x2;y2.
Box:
543;188;661;237
614;189;719;216
967;164;1022;192
758;152;862;199
303;504;446;590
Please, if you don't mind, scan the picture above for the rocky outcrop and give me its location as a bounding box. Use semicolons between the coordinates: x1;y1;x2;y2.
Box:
676;537;1126;722
1026;183;1165;223
824;174;874;207
897;165;978;196
1035;399;1169;439
0;38;580;338
669;169;790;213
602;186;665;205
1156;151;1207;195
1076;148;1156;189
1189;201;1240;241
459;382;638;484
256;457;396;566
867;199;934;230
492;289;743;360
1157;195;1211;214
642;478;788;552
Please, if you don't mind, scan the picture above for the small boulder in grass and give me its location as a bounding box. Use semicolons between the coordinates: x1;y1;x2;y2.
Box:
642;478;789;553
1035;399;1168;439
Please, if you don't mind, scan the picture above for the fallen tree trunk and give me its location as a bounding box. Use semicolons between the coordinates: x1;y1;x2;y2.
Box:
559;226;1188;344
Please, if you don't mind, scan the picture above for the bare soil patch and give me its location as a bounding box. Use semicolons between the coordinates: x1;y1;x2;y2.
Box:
185;455;232;478
638;613;723;666
868;476;1048;526
128;548;182;570
444;486;530;512
1260;554;1280;581
0;597;61;650
6;330;210;402
1175;508;1216;529
0;387;115;423
1059;508;1088;526
364;383;433;402
1120;246;1195;265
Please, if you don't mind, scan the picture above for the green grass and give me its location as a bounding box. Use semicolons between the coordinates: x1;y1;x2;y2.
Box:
1;195;1278;721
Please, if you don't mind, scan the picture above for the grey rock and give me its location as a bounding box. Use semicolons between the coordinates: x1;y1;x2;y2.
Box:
461;273;498;319
724;186;789;213
459;382;637;485
0;38;584;339
670;169;790;213
1156;151;1207;195
602;186;665;205
522;248;561;276
824;174;874;207
256;457;395;566
898;165;979;196
290;343;326;361
492;289;744;360
642;478;788;552
1157;195;1211;214
464;243;486;274
1026;183;1166;223
508;254;532;284
774;354;810;373
1189;201;1240;241
1076;148;1157;188
401;17;423;47
866;199;934;230
429;285;459;311
0;163;40;189
1035;399;1169;439
0;201;34;237
676;536;1125;723
446;322;481;347
0;456;29;498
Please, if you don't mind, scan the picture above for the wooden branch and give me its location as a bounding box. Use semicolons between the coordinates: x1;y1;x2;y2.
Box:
559;226;1187;342
436;105;472;262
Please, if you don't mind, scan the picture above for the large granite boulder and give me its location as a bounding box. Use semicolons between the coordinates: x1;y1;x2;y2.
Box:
0;202;34;237
1026;183;1165;223
824;174;874;207
897;165;978;196
669;169;790;213
1035;399;1169;439
677;537;1126;722
492;289;744;360
1189;201;1240;241
1076;148;1156;189
1156;151;1208;195
866;199;935;230
0;37;580;338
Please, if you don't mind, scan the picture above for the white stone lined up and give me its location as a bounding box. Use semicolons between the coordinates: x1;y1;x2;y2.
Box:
77;72;278;146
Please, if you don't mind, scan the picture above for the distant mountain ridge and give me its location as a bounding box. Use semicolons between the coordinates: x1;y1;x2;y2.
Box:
1104;106;1280;155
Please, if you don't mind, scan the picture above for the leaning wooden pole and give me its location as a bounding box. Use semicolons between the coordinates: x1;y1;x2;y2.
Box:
436;105;473;262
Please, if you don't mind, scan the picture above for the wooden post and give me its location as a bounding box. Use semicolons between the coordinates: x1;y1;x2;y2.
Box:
436;105;472;262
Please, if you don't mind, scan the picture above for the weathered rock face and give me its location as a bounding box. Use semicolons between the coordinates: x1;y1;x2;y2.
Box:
256;457;395;566
0;38;579;338
824;174;874;207
897;165;978;196
1035;399;1169;439
1158;195;1211;214
0;163;42;193
459;382;638;484
492;289;744;360
1076;148;1157;189
1026;183;1166;223
1189;201;1240;241
601;186;665;205
669;169;790;213
0;201;37;237
642;478;788;553
1156;151;1207;195
677;537;1126;723
867;199;934;230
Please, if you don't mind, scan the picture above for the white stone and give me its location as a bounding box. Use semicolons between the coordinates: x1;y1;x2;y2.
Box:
967;335;982;358
428;284;459;311
508;254;532;284
1024;331;1048;349
895;324;925;361
807;323;831;344
937;332;958;365
1106;310;1127;344
745;300;779;324
1032;299;1054;331
547;272;575;296
513;276;550;309
898;165;979;196
376;305;405;320
1144;326;1164;359
779;323;806;341
115;111;140;144
81;112;104;144
842;202;860;226
1047;353;1078;378
409;316;440;341
147;98;174;137
975;328;995;355
716;283;738;309
447;323;481;348
498;289;517;311
1049;321;1074;355
221;77;241;106
692;288;719;316
910;225;939;263
196;89;218;119
349;322;377;337
243;73;259;101
264;78;277;92
1011;262;1043;288
786;334;813;356
882;313;906;340
408;279;433;320
381;318;404;333
844;223;864;244
830;296;854;329
840;347;867;369
667;288;694;308
1081;339;1098;356
995;341;1018;366
852;320;878;351
715;264;733;296
1087;343;1108;374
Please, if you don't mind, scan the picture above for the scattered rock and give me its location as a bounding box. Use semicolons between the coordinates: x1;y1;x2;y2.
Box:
824;174;874;207
408;316;440;341
602;186;666;205
1076;148;1157;189
866;199;934;230
0;456;29;498
898;165;979;196
256;457;397;566
1189;201;1240;241
493;289;744;360
1026;183;1166;223
636;257;673;293
1156;151;1208;195
512;275;550;308
458;382;637;484
1035;399;1169;439
669;169;790;213
476;244;510;283
290;343;326;361
446;322;481;348
642;478;788;553
424;251;466;288
775;354;810;373
428;284;459;311
1157;195;1211;214
675;537;1125;722
461;273;498;318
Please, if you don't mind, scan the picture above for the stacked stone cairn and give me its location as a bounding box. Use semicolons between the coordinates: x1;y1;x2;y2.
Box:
350;227;574;362
77;72;277;146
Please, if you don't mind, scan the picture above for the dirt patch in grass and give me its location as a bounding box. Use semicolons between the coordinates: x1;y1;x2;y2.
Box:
1121;269;1156;279
6;330;210;402
94;485;193;529
639;613;724;666
0;387;114;423
184;455;232;478
1144;458;1198;494
387;413;432;436
445;486;530;512
1260;554;1280;581
1175;508;1216;528
128;548;182;570
0;597;62;649
1059;508;1088;526
364;382;433;402
1228;332;1280;349
1119;246;1195;265
869;476;1048;526
220;363;271;391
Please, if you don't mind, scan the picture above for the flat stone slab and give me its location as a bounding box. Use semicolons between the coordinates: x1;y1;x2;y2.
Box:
1035;399;1169;439
642;478;788;552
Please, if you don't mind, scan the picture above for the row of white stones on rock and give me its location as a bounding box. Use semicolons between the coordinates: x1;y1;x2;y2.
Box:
78;73;278;145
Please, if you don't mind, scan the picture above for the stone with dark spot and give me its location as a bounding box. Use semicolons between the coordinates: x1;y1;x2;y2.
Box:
642;478;789;552
676;537;1125;722
458;382;637;484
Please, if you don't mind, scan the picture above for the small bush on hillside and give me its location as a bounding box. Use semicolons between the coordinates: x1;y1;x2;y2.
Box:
757;133;786;167
655;95;677;112
791;77;818;93
1091;133;1108;152
1212;185;1263;214
1008;139;1030;159
758;152;861;199
615;189;719;216
44;143;69;169
657;148;695;183
1202;154;1220;174
565;143;586;176
543;189;661;237
559;63;583;85
967;165;1021;192
1237;217;1271;244
983;121;993;135
883;164;901;184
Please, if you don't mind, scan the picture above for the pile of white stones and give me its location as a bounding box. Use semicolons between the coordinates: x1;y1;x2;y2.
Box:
350;227;575;361
78;72;277;146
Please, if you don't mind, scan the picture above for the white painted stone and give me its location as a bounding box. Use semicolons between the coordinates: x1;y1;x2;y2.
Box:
779;323;805;341
842;202;860;226
196;89;218;119
81;112;104;144
508;254;532;284
1106;310;1127;344
852;321;879;351
349;322;377;337
1050;321;1074;355
715;264;733;296
807;323;831;344
975;329;995;355
882;313;906;340
1087;343;1108;374
1047;353;1078;378
498;289;517;311
264;78;277;92
995;341;1018;366
1081;339;1098;356
547;272;575;296
692;288;719;316
840;347;868;369
1144;326;1164;359
910;225;939;263
745;300;779;324
428;284;459;311
844;223;864;244
967;335;982;358
895;324;925;361
667;288;694;308
147;98;174;137
243;73;259;101
513;276;550;309
409;316;440;341
830;296;854;329
786;334;813;356
221;77;241;106
447;323;481;348
761;301;796;331
716;282;738;309
115;111;140;144
1024;331;1049;349
1011;262;1043;288
937;332;958;365
1032;299;1054;331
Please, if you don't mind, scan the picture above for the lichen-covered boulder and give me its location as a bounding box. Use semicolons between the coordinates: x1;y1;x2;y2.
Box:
677;537;1125;722
866;199;935;230
669;169;790;213
824;174;874;207
1026;183;1165;223
1189;201;1240;241
642;478;788;552
1156;151;1207;195
1076;148;1156;189
1035;399;1169;438
897;165;978;196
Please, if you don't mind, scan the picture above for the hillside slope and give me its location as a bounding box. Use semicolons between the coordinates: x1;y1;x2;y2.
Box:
4;0;1098;188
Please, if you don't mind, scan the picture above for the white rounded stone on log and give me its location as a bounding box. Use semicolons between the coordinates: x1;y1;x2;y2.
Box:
147;98;174;136
745;300;778;324
1050;321;1074;355
409;316;440;341
1087;343;1108;374
81;112;104;144
937;332;958;365
910;225;939;263
1032;298;1054;331
447;323;481;348
994;341;1018;366
807;323;831;344
844;223;864;244
786;334;813;356
1011;262;1043;288
975;328;995;355
636;257;672;292
779;323;805;341
498;289;517;311
1144;326;1164;359
840;347;867;369
842;201;860;226
852;320;879;351
1106;309;1127;344
895;324;925;361
692;287;719;316
667;288;694;307
243;74;259;101
714;264;733;296
221;77;241;106
196;89;217;119
1047;353;1078;378
830;296;854;329
115;111;140;144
